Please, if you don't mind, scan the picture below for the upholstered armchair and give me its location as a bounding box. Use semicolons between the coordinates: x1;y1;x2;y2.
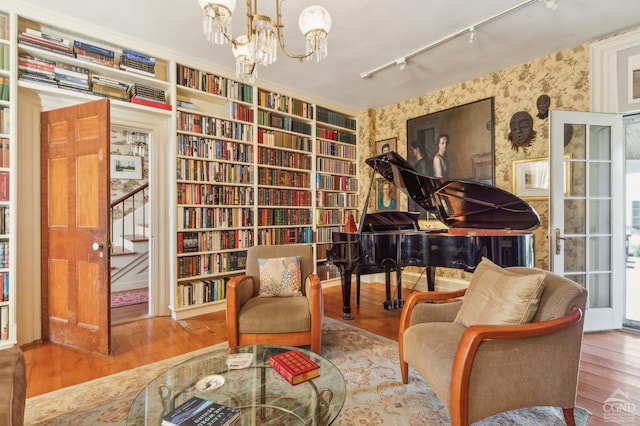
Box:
399;258;588;426
226;244;323;353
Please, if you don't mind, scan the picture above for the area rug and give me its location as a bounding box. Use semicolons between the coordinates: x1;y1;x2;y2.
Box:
110;290;149;308
24;318;590;425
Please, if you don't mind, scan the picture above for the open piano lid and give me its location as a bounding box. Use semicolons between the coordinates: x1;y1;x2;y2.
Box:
365;152;540;231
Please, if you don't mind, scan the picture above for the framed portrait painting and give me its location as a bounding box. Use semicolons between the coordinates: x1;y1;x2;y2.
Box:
375;137;397;155
406;97;495;184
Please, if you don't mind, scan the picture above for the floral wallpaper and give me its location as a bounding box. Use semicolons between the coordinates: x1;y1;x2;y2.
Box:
356;43;590;279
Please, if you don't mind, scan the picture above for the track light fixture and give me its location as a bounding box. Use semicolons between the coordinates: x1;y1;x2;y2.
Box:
359;0;558;79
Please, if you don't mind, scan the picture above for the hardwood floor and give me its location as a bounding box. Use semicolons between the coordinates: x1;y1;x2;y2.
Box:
23;283;640;425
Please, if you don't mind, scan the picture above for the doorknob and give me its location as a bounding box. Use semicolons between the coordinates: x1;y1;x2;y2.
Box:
554;228;565;255
92;242;104;251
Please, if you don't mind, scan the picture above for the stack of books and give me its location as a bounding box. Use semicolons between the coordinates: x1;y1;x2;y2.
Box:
120;49;156;77
54;62;91;94
74;40;115;67
17;53;57;87
130;82;171;110
17;28;74;57
91;74;130;101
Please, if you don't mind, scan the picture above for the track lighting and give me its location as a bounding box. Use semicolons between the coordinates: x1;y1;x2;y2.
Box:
359;0;558;80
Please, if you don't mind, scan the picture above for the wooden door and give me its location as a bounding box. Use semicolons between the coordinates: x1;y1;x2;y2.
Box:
41;99;111;355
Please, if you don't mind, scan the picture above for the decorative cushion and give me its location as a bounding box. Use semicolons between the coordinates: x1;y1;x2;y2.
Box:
258;256;302;297
454;257;545;326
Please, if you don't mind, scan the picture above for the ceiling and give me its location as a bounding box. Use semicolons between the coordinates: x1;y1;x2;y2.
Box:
14;0;640;111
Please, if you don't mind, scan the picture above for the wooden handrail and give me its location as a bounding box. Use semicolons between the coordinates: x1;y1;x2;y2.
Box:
110;183;149;254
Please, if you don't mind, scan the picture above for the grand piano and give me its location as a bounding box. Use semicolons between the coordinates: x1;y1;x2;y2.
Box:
327;151;540;320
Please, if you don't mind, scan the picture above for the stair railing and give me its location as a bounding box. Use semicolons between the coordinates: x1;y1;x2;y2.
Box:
110;183;149;254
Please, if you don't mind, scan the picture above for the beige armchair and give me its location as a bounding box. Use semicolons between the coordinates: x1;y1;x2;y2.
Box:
399;262;587;426
226;244;323;353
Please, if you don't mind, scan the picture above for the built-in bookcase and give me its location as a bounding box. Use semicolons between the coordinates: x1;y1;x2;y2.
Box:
2;4;358;324
256;89;314;246
175;63;255;317
315;107;358;280
0;10;15;349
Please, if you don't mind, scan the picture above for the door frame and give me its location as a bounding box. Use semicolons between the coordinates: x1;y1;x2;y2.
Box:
16;90;172;345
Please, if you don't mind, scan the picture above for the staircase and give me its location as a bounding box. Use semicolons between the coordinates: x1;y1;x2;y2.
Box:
110;184;149;293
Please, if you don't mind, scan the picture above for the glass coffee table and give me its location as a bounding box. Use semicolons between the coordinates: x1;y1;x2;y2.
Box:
127;344;346;425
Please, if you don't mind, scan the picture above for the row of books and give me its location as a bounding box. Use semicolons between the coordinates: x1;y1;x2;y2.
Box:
177;229;254;253
257;208;312;227
317;157;357;176
0;76;9;101
0;171;8;201
0;15;8;41
0;206;9;235
177;135;253;162
0;305;8;341
176;277;230;307
0;45;9;72
0;269;7;301
18;53;171;110
258;89;314;119
0;107;8;135
316;174;358;191
316;192;358;209
0;241;8;269
0;138;7;168
176;251;247;279
176;206;253;230
317;106;357;130
176;158;253;184
257;168;310;188
176;183;254;205
256;188;312;206
256;227;313;246
257;128;312;152
17;27;157;78
256;146;312;169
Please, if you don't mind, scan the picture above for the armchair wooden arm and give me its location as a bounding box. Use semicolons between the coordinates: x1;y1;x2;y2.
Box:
226;275;255;348
306;273;324;353
449;306;584;426
399;288;467;383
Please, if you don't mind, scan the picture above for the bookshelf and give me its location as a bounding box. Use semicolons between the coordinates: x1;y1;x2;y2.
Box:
15;16;172;114
315;107;358;281
2;4;359;326
256;89;314;247
175;63;255;318
0;10;15;349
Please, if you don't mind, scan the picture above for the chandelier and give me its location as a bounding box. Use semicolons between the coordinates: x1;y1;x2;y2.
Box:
197;0;332;83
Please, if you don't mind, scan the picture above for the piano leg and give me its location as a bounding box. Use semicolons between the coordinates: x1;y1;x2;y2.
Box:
382;266;405;310
426;267;436;291
339;266;354;320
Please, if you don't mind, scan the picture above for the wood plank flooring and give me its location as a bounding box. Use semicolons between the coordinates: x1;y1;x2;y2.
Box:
23;283;640;425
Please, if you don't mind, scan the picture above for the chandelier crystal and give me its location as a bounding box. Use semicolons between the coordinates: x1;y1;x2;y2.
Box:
197;0;331;82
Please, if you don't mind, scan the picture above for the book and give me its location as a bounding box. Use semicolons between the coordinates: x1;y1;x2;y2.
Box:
130;95;172;111
122;48;156;65
73;40;115;59
161;396;240;426
269;350;320;385
0;171;8;201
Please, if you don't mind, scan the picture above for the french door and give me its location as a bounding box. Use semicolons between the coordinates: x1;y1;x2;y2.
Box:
550;110;624;331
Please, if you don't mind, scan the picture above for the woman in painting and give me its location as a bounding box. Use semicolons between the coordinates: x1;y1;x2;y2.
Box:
377;181;397;210
432;134;450;178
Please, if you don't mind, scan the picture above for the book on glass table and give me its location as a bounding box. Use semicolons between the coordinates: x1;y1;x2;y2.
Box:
269;349;320;385
161;396;240;426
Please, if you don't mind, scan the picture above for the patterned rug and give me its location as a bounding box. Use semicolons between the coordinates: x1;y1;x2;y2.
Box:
24;317;590;425
110;290;149;308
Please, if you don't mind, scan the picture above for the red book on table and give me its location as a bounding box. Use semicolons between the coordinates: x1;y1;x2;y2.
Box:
269;350;320;385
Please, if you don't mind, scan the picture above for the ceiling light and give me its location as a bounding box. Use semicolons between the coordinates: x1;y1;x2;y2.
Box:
468;26;476;44
197;0;331;82
396;58;407;71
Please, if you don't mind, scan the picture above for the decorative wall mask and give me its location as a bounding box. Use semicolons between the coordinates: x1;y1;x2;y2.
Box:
536;94;550;119
508;111;536;150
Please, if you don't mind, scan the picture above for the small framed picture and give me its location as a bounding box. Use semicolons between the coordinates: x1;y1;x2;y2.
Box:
111;154;143;179
375;137;397;155
511;157;549;200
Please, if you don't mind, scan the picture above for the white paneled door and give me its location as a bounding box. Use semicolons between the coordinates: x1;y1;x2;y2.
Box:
550;110;624;331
